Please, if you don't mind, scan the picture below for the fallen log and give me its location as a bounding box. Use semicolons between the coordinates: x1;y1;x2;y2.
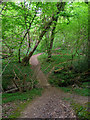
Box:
4;88;19;93
54;67;64;73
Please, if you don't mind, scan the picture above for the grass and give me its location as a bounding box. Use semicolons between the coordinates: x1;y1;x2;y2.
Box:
71;102;90;120
2;88;43;118
2;88;43;104
60;82;90;96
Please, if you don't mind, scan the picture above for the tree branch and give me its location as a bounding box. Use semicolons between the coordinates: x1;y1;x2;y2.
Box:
0;3;6;14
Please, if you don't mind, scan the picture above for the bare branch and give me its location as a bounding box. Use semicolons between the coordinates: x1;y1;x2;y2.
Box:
0;57;14;77
19;2;39;49
13;69;22;92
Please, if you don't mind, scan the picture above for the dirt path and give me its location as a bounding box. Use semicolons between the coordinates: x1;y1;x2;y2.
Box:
20;53;88;118
30;53;50;88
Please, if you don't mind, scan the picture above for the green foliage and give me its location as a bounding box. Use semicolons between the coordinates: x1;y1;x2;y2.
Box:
1;2;88;62
52;2;88;56
73;87;89;96
1;2;89;119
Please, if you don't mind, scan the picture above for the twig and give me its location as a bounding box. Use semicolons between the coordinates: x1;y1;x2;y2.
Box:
13;77;19;90
4;88;18;93
13;69;22;92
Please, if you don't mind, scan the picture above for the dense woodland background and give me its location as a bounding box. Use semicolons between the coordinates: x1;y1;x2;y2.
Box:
0;1;89;119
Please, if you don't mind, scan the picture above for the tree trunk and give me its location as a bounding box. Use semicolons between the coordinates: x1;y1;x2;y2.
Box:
28;20;53;59
22;2;66;65
48;22;58;59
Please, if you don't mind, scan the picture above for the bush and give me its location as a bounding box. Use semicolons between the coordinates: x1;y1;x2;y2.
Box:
49;57;89;87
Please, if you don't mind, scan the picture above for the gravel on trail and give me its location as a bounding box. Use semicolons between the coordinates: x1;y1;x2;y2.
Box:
20;87;76;118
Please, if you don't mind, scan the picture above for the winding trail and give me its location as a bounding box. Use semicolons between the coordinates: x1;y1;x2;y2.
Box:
30;53;50;88
20;53;88;118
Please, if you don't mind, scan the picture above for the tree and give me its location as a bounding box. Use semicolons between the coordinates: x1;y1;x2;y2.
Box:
22;2;66;65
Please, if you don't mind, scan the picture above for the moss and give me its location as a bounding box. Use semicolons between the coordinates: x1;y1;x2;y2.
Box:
9;101;30;118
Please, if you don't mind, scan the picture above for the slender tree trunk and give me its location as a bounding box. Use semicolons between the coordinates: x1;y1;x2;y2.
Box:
26;31;31;55
48;22;58;59
18;49;21;63
48;2;66;59
88;35;90;70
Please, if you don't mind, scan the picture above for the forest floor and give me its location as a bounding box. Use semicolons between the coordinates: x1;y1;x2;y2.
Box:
20;53;88;118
